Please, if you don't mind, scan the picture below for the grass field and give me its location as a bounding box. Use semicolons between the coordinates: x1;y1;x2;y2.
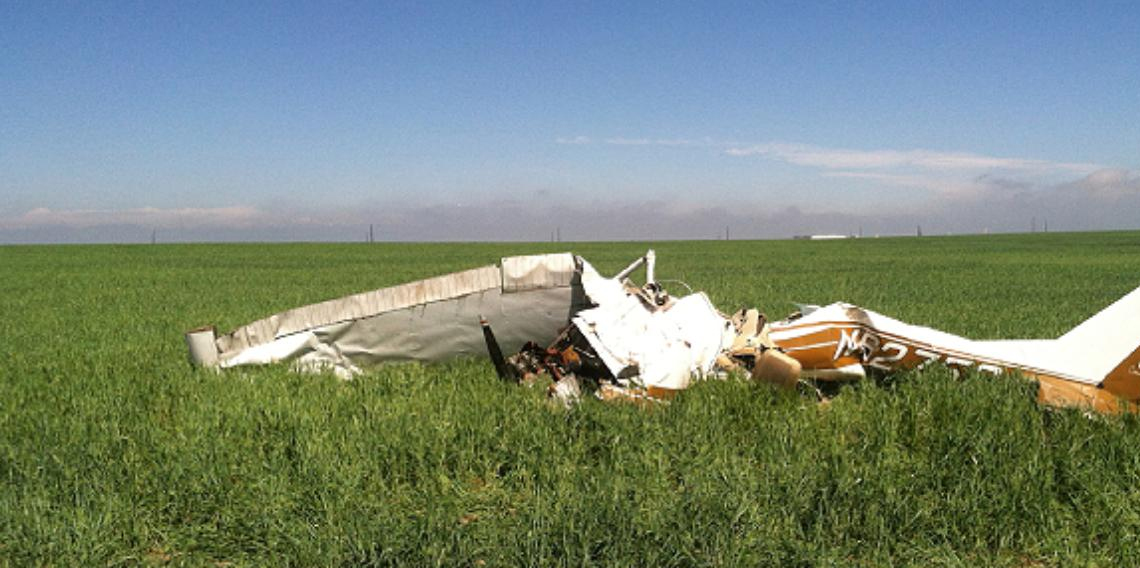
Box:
3;232;1140;566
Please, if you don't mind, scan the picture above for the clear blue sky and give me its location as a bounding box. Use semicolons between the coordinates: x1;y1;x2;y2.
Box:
2;1;1138;242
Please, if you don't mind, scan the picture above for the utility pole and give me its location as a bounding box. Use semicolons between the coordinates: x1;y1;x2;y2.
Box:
556;226;561;243
725;225;730;240
916;225;923;237
369;224;374;243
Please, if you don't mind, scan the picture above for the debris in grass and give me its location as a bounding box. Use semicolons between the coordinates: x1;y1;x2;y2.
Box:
187;250;1140;413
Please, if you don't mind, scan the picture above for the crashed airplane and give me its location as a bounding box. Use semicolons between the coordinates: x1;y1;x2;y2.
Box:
186;251;1140;413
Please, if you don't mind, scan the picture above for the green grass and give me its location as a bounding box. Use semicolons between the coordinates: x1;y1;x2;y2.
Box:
3;232;1140;566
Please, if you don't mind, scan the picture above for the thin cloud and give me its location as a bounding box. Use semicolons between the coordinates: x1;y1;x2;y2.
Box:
555;136;592;145
823;171;978;195
555;135;717;147
558;136;1101;177
725;143;1101;174
3;183;1137;244
603;137;710;147
2;206;268;229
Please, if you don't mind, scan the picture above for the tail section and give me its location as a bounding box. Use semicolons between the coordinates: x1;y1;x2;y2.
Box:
1100;344;1140;401
770;282;1140;412
1055;284;1140;402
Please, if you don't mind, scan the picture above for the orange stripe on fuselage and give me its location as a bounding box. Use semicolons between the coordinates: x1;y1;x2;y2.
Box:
773;321;1075;380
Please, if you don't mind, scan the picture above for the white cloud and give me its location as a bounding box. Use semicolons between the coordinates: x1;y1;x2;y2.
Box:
1063;168;1140;198
825;167;1140;202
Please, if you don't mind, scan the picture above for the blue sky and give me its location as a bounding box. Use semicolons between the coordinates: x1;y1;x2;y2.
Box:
2;1;1138;242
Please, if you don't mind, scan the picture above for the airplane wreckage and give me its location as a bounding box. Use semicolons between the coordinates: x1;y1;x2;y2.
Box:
185;251;1140;414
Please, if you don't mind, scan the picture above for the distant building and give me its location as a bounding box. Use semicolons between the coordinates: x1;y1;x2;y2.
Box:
793;234;853;240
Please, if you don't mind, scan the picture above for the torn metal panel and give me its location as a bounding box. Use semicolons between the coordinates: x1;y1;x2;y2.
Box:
501;252;577;291
571;289;732;392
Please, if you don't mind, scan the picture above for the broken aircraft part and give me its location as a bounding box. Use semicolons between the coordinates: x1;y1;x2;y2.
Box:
186;250;1140;413
186;252;586;379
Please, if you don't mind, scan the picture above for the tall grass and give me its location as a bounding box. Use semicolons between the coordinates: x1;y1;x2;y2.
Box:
2;232;1140;565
